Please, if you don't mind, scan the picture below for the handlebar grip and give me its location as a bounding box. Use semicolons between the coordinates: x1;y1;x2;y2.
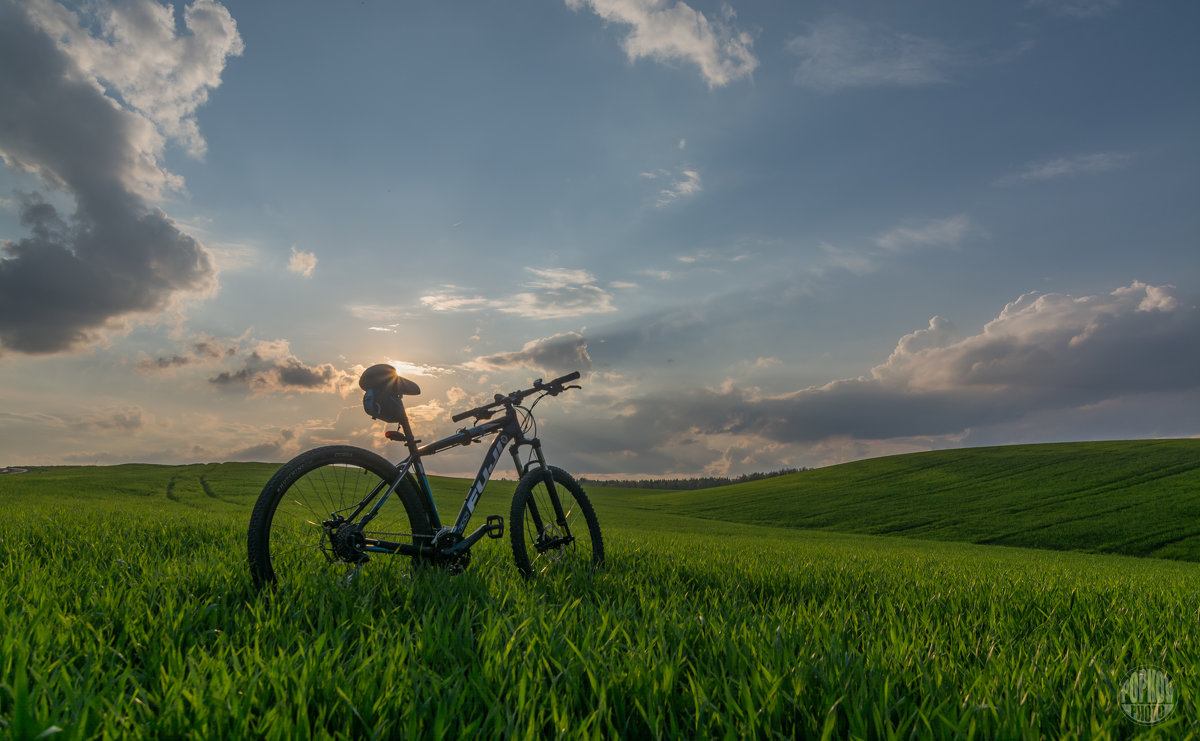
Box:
452;405;493;423
452;371;582;420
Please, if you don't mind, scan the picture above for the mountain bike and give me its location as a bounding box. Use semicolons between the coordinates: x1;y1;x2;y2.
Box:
247;365;603;587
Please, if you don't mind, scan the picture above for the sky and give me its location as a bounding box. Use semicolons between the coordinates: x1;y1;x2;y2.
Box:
1;0;1197;477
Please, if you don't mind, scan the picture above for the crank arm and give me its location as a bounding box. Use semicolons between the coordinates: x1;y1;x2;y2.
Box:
442;518;504;556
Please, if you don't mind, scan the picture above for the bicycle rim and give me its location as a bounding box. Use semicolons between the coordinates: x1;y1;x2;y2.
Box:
511;468;602;577
259;456;428;587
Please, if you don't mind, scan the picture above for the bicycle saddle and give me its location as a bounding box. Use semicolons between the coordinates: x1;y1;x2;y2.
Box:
358;363;421;396
359;364;420;424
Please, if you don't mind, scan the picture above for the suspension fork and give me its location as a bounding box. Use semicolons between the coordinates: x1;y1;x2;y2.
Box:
511;438;570;531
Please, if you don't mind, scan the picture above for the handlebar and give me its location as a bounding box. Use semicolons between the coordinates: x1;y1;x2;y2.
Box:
451;371;582;423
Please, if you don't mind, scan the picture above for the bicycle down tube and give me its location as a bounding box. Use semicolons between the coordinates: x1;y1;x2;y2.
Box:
452;424;512;533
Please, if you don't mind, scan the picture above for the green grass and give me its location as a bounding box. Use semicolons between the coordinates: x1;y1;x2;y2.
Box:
2;441;1198;738
618;440;1200;561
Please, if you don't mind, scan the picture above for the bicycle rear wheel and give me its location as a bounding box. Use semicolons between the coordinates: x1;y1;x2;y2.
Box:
247;445;433;588
509;466;603;578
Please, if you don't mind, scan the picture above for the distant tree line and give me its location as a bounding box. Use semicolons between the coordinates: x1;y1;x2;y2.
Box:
578;467;809;491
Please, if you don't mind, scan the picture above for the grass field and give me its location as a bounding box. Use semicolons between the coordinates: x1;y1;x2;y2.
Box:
2;441;1198;738
627;439;1200;561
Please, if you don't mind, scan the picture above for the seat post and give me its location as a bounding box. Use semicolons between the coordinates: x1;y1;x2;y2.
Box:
395;401;421;458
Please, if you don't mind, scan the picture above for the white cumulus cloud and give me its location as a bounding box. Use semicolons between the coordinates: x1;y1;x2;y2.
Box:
25;0;243;172
287;246;317;277
566;0;757;88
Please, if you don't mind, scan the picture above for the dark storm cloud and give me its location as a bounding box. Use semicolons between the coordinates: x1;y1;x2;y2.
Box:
0;2;218;354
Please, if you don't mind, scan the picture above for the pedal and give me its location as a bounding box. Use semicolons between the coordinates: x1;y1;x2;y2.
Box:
486;515;504;539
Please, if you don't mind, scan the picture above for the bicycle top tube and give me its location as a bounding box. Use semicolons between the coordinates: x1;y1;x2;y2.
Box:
414;416;511;458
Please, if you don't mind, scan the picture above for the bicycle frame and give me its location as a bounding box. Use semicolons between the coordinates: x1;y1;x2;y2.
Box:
346;397;564;561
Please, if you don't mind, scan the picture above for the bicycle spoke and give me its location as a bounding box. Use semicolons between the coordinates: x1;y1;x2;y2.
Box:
510;466;602;578
248;447;433;588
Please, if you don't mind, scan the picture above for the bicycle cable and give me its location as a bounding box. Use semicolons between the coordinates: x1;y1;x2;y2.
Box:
515;393;548;472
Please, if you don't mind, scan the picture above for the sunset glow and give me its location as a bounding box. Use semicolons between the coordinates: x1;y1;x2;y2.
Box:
1;0;1197;476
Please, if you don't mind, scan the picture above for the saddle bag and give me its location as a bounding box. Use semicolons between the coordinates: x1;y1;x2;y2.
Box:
358;363;420;423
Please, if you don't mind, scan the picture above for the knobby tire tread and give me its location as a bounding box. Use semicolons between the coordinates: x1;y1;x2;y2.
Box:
509;465;604;578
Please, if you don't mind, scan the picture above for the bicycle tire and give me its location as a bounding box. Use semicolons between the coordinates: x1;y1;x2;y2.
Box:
247;445;433;588
509;465;603;578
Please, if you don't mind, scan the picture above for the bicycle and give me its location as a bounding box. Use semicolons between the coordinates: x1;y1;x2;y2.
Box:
247;364;603;587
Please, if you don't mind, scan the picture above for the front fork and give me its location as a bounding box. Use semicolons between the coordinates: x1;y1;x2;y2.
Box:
510;438;570;535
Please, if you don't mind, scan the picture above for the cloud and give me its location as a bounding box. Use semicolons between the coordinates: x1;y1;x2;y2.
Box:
525;267;596;286
614;282;1200;451
26;0;242;160
640;268;674;280
287;246;317;277
506;268;617;319
80;406;145;431
469;332;592;375
641;167;702;206
204;240;260;273
419;291;493;313
209;339;360;396
422;268;618;320
347;304;416;322
0;0;241;355
811;215;975;278
566;0;757;88
383;360;454;378
656;169;701;207
997;152;1131;185
817;242;875;275
136;336;238;372
875;214;974;251
786;15;952;92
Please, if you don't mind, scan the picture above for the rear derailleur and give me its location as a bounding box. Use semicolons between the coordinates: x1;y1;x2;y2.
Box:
324;516;369;564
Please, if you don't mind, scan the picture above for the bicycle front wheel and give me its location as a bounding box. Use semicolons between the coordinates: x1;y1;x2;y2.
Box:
509;466;603;578
247;445;433;588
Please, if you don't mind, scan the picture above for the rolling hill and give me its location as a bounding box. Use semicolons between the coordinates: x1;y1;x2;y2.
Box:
607;439;1200;560
4;439;1197;560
